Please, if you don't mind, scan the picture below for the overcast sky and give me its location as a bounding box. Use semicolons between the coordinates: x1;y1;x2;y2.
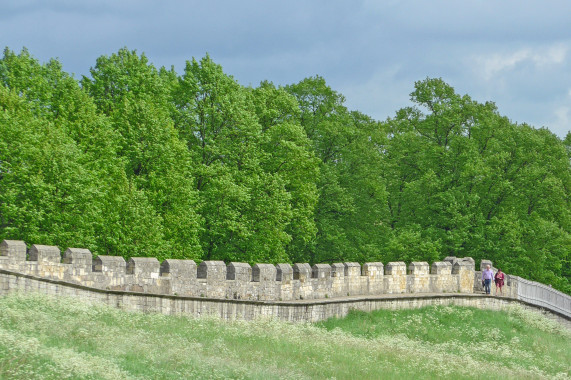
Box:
1;0;570;138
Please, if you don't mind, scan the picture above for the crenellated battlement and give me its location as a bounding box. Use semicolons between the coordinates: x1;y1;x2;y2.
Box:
0;239;480;301
2;239;570;324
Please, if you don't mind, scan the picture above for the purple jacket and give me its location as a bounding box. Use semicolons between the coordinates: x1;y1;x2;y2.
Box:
482;269;494;280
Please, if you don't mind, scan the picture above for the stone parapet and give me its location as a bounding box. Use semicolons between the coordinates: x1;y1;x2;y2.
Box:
1;240;567;325
3;270;568;326
0;239;490;301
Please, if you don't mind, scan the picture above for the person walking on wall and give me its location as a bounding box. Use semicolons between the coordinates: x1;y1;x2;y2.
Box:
494;269;505;296
482;265;494;295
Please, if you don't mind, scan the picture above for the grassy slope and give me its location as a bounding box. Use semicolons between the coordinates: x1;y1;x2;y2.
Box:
0;293;569;380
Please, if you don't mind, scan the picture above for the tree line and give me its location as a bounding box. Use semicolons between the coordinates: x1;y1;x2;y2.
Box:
1;48;569;292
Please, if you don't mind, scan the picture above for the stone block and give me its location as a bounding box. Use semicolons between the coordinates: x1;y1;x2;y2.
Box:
431;261;452;275
197;261;226;281
276;264;293;282
293;263;311;282
363;262;384;279
252;264;277;282
161;259;197;280
408;262;429;275
331;263;345;278
127;257;160;279
227;262;252;282
455;258;476;293
453;260;474;274
385;262;406;276
408;262;430;293
344;262;361;277
63;248;92;269
161;259;197;295
93;256;126;275
29;245;61;264
0;240;27;262
312;264;331;279
364;262;384;294
384;262;407;294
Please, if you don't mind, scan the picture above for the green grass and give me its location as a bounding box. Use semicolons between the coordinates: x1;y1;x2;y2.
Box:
0;293;569;379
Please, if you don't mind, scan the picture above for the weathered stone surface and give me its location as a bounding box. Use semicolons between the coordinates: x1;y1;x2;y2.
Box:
460;257;475;268
227;262;252;282
408;262;430;293
443;256;458;266
363;262;384;279
312;264;331;279
93;256;126;274
29;245;61;264
127;257;160;279
125;257;162;293
160;259;197;279
62;248;92;279
344;262;361;277
2;239;534;308
431;261;452;275
293;263;311;282
91;256;127;290
2;269;569;324
343;262;365;296
1;238;568;325
363;262;384;294
408;262;429;275
276;264;293;282
331;263;345;278
63;248;92;267
252;264;277;282
453;258;475;273
385;261;406;275
385;262;407;293
197;261;226;281
455;258;475;293
430;262;454;293
161;259;197;296
0;240;27;262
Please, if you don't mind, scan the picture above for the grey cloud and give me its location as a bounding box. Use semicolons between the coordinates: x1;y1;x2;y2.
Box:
0;0;569;137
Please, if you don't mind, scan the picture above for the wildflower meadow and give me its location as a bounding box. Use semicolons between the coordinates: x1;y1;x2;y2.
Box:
0;293;569;379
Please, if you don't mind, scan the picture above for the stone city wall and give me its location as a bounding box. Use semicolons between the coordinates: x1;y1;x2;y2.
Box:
0;240;475;301
1;269;569;327
1;239;569;323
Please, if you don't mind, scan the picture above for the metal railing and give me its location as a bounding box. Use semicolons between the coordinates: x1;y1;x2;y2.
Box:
514;276;570;319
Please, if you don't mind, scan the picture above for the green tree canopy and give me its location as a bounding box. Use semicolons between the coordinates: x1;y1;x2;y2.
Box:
383;78;570;290
1;49;569;292
82;48;202;259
